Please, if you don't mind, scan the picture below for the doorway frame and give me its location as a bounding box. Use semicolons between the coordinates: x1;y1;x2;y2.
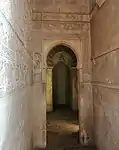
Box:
33;40;94;148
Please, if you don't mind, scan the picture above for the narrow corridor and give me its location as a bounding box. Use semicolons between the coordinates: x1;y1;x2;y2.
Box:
1;0;119;150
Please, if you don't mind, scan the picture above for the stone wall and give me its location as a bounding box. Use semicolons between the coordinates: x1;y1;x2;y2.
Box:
0;0;32;150
31;0;93;148
91;0;119;150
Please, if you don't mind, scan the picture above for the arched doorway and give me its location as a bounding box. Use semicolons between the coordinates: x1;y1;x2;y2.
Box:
46;45;79;149
46;44;78;112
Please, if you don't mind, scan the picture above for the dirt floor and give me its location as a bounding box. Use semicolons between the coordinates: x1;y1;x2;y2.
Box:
47;108;79;150
37;107;96;150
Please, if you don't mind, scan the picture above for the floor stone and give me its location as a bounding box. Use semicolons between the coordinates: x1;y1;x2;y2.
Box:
35;108;96;150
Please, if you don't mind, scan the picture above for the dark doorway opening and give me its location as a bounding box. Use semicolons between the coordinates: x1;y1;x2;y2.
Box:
52;62;71;111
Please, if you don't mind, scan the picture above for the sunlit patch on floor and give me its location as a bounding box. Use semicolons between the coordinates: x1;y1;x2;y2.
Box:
47;120;79;135
46;108;79;149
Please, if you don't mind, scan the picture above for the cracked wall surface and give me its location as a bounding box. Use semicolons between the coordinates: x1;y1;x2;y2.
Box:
0;0;32;150
91;0;119;150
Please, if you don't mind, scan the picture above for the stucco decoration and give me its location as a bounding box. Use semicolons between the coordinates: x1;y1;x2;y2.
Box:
0;44;29;98
33;52;41;74
0;11;32;98
32;13;90;22
32;21;90;40
33;0;89;14
47;45;77;67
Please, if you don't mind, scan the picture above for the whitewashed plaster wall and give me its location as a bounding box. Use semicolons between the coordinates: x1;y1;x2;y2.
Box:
91;0;119;150
0;0;32;150
30;0;94;148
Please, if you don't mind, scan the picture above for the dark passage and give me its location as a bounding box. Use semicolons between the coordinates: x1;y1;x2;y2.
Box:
52;62;71;110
